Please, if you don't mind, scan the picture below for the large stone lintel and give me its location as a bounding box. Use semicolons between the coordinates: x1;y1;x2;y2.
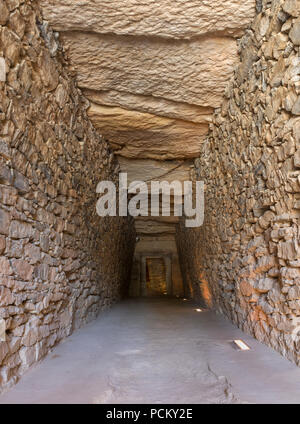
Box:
88;104;207;160
60;32;238;109
84;89;213;125
41;0;255;39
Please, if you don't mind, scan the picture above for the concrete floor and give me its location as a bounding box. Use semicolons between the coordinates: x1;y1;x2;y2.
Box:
1;297;300;404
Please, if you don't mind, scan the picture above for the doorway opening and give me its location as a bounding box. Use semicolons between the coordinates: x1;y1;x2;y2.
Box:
146;257;167;296
129;252;179;297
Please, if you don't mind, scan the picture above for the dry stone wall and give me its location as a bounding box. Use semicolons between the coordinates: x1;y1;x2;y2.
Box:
177;0;300;365
0;0;135;391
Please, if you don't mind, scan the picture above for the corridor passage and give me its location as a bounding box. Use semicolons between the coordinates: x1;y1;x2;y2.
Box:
1;298;300;404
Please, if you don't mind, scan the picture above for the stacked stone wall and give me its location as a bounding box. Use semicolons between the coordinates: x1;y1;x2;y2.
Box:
176;0;300;365
0;0;135;391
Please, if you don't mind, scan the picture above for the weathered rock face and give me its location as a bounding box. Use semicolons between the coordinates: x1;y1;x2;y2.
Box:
60;33;238;110
84;89;213;126
0;0;135;392
176;0;300;366
88;104;208;161
41;0;255;39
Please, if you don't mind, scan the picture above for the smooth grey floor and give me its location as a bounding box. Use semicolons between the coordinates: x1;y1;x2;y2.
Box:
1;298;300;404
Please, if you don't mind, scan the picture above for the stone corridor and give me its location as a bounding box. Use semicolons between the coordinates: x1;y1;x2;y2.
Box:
0;0;300;403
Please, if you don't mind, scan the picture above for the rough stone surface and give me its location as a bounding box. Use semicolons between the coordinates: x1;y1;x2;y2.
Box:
283;0;300;17
60;32;238;111
83;89;213;126
88;104;208;160
0;58;5;82
41;0;256;39
176;0;300;367
0;1;135;392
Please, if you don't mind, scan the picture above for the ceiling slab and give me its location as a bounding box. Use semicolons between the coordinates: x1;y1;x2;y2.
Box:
41;0;255;39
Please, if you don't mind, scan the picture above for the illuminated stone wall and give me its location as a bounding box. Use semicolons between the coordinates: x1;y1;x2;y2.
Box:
176;0;300;365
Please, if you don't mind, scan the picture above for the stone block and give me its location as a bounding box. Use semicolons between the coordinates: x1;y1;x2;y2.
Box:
0;0;9;25
9;221;34;239
283;0;300;17
0;57;6;82
289;21;300;45
0;256;12;276
255;277;276;293
11;259;34;281
0;209;10;235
